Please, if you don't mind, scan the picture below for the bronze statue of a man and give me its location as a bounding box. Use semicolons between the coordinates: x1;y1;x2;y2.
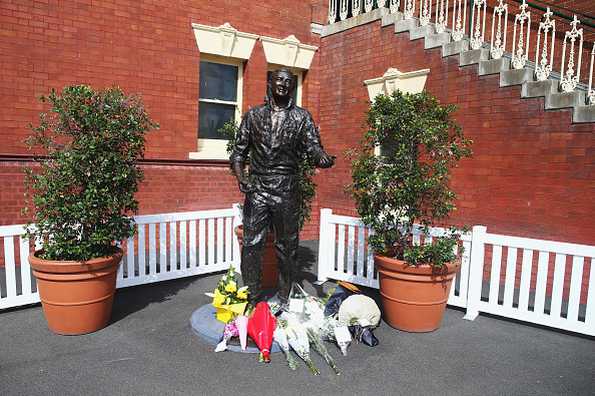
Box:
230;68;334;304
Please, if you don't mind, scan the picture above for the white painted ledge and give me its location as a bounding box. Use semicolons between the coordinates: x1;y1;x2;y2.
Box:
364;67;430;101
188;139;229;160
192;22;258;59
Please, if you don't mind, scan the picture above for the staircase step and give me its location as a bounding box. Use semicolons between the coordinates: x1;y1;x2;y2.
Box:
479;58;510;76
442;40;469;57
425;32;450;49
459;48;489;66
500;69;534;87
545;91;585;110
409;24;434;40
521;80;559;98
382;11;403;27
572;105;595;123
395;18;418;33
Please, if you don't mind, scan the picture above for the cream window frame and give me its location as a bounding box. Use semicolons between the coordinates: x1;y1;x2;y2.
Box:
189;55;244;160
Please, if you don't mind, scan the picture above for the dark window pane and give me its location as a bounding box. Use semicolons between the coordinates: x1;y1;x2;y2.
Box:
379;137;398;157
199;102;236;139
200;62;238;101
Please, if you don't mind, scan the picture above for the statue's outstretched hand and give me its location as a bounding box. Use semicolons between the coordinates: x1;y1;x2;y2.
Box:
317;153;335;168
238;177;256;193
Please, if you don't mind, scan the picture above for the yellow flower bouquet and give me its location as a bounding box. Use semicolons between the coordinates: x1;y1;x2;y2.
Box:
205;266;249;323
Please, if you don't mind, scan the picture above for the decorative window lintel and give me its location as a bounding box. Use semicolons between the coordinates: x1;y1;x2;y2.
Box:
260;35;318;70
192;22;258;59
364;68;430;101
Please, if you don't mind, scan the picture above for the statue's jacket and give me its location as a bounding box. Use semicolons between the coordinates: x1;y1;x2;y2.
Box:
230;95;327;195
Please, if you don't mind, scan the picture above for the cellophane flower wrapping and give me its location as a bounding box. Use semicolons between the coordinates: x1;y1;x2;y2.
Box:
247;302;276;363
280;311;320;375
235;315;248;350
288;283;352;356
205;265;249;323
274;320;298;370
307;327;340;375
338;294;381;328
337;294;381;348
214;321;240;352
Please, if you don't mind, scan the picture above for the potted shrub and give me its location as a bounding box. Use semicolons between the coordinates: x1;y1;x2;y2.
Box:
24;85;158;335
220;121;316;289
348;90;472;332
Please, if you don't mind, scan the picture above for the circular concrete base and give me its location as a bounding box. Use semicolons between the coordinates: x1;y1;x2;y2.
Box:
190;304;280;353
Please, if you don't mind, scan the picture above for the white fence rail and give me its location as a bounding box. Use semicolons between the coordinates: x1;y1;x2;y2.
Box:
0;206;242;310
464;225;595;336
317;209;595;336
317;208;472;308
0;225;39;309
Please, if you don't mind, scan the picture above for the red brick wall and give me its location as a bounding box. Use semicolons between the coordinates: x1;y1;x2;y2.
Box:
0;0;320;158
317;19;595;246
550;0;594;16
0;1;324;239
2;0;595;247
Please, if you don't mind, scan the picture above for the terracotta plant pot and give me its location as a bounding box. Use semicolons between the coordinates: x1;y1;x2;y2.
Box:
234;226;278;289
29;249;123;335
375;255;460;333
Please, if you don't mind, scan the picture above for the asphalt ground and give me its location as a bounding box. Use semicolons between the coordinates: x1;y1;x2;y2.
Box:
1;241;594;396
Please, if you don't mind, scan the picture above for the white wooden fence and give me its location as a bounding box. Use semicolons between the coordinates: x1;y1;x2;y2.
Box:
317;208;472;308
0;206;242;310
317;209;595;336
4;205;595;336
464;225;595;336
0;224;39;309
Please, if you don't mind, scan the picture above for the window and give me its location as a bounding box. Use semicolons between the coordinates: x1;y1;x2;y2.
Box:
190;57;243;160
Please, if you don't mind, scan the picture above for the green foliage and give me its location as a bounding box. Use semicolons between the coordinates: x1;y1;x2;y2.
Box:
220;120;316;230
348;90;472;268
24;85;158;261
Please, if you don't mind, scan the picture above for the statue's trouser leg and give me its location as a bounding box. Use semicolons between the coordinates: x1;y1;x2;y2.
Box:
241;191;271;305
271;191;300;303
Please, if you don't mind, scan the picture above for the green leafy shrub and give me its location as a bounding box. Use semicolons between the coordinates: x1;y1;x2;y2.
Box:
220;120;316;230
24;85;158;261
348;90;472;269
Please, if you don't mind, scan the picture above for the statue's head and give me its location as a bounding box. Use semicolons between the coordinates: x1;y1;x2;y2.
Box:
268;68;296;101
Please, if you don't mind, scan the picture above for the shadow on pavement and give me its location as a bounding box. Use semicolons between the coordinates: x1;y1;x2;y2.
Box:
110;276;197;324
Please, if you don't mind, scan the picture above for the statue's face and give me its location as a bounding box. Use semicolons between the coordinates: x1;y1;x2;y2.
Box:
270;70;294;99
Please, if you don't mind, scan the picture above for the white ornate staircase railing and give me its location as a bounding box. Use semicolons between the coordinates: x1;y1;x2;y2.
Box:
589;43;595;104
534;7;556;81
451;0;467;42
435;0;448;34
404;0;415;20
352;0;362;17
470;0;487;50
511;0;532;69
325;0;595;107
560;16;584;93
339;0;349;21
490;0;508;59
419;0;432;26
328;0;337;24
